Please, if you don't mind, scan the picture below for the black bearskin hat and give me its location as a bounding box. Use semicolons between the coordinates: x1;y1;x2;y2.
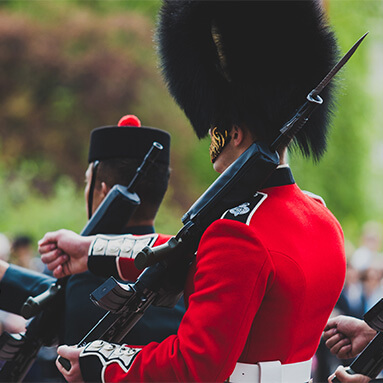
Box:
157;0;339;159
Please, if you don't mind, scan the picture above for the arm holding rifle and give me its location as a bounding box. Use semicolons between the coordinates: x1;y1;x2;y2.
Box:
324;316;377;382
39;230;94;278
324;315;376;359
39;138;165;279
325;299;383;382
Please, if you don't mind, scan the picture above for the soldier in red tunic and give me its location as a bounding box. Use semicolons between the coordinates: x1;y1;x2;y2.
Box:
41;1;347;382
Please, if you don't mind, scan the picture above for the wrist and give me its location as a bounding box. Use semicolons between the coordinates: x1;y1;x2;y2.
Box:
365;325;377;341
81;236;94;256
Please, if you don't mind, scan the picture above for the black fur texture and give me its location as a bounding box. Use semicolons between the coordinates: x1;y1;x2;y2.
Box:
157;0;339;159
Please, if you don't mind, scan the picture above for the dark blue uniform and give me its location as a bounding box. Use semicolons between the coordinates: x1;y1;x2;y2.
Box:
0;225;185;346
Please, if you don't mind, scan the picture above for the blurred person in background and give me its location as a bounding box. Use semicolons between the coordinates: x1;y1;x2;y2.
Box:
312;242;365;382
337;262;366;319
361;264;383;312
10;234;45;272
315;263;368;381
351;221;383;273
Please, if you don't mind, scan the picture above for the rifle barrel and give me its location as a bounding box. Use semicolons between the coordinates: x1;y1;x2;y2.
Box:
128;142;163;193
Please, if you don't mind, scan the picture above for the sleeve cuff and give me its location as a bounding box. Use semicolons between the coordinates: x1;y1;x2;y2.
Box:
79;341;141;382
87;234;158;281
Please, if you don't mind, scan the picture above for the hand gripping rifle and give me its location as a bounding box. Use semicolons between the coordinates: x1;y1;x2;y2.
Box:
58;33;368;374
331;299;383;382
0;142;163;382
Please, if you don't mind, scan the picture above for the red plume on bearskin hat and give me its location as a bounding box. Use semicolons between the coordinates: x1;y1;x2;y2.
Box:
157;0;339;160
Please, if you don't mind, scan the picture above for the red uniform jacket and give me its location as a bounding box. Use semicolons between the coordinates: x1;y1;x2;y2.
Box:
80;167;346;382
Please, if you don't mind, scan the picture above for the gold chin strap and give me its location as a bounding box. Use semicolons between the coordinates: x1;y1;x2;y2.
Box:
209;126;231;163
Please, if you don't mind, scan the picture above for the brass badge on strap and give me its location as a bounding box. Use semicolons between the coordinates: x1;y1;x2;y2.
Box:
209;126;231;163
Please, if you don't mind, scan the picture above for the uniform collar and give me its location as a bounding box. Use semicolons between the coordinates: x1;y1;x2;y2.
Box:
262;165;295;189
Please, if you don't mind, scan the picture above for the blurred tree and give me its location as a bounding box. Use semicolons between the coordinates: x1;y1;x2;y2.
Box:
0;162;85;244
0;2;193;239
0;10;150;183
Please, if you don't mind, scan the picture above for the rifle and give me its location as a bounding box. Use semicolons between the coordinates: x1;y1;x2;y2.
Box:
0;142;163;382
59;140;278;360
61;33;368;374
331;299;383;382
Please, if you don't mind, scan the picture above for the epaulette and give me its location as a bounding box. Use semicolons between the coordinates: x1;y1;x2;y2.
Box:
302;190;326;207
221;192;267;225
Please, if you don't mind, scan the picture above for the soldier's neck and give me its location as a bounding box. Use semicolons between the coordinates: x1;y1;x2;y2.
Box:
124;218;155;234
278;148;288;165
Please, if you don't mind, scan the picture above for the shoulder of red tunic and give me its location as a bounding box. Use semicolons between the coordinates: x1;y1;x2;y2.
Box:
195;190;273;273
80;195;277;382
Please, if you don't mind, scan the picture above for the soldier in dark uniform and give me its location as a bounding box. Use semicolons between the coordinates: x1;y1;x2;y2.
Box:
0;114;184;369
61;114;185;346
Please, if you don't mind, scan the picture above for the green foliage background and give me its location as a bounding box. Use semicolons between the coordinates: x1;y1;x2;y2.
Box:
0;0;382;250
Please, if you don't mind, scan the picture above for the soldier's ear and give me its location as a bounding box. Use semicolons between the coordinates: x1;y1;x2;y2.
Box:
100;182;110;199
230;126;242;146
231;125;252;149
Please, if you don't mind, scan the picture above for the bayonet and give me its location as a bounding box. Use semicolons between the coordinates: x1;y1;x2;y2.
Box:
312;32;368;98
270;32;368;152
